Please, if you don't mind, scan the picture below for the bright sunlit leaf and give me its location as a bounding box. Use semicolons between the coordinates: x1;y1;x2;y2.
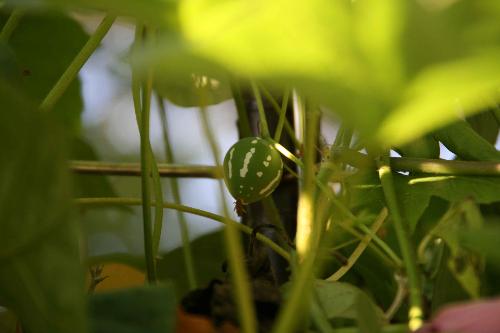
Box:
377;50;500;146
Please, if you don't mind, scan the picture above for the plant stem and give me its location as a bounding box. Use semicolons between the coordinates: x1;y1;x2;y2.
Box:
270;141;404;269
131;24;158;283
0;8;23;41
273;98;320;333
334;148;500;176
260;87;299;148
157;95;197;290
251;80;271;139
70;160;221;178
377;154;423;331
230;80;253;137
327;208;388;281
75;197;291;261
358;223;403;268
273;89;290;142
139;63;156;284
40;14;116;111
142;31;164;260
199;93;257;333
132;25;165;265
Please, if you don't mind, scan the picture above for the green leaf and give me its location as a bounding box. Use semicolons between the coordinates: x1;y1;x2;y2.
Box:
155;71;232;107
395;135;440;159
89;284;176;333
0;308;18;333
157;231;226;296
466;109;500;145
377;49;500;146
5;0;178;28
0;41;22;85
351;0;406;99
0;82;87;333
434;119;500;162
423;202;483;298
459;226;500;264
1;10;88;134
428;246;470;314
349;172;500;232
314;280;384;329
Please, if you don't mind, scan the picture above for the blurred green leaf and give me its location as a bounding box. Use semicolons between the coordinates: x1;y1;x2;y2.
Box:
0;308;18;333
314;280;383;332
466;109;500;145
377;50;500;146
0;41;21;85
435;119;500;162
0;82;87;333
349;172;500;232
428;246;470;314
395;135;440;159
1;10;88;134
157;230;226;296
460;226;500;263
352;0;406;100
5;0;178;27
89;284;176;333
424;202;483;298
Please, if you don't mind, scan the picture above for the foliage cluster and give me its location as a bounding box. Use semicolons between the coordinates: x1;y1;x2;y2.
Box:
1;0;500;332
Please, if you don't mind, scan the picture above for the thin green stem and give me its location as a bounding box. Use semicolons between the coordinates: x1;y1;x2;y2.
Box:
358;223;403;268
250;80;271;139
377;154;423;331
139;66;156;283
327;208;388;281
0;8;23;41
273;99;320;333
260;87;299;148
271;140;403;269
337;222;398;269
274;90;290;142
385;273;408;321
40;14;116;112
132;24;157;283
230;80;253;137
199;91;257;333
132;26;165;268
75;197;290;261
141;39;164;260
157;95;197;290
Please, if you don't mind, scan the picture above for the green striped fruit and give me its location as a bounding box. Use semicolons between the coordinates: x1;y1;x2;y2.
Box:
223;137;283;204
